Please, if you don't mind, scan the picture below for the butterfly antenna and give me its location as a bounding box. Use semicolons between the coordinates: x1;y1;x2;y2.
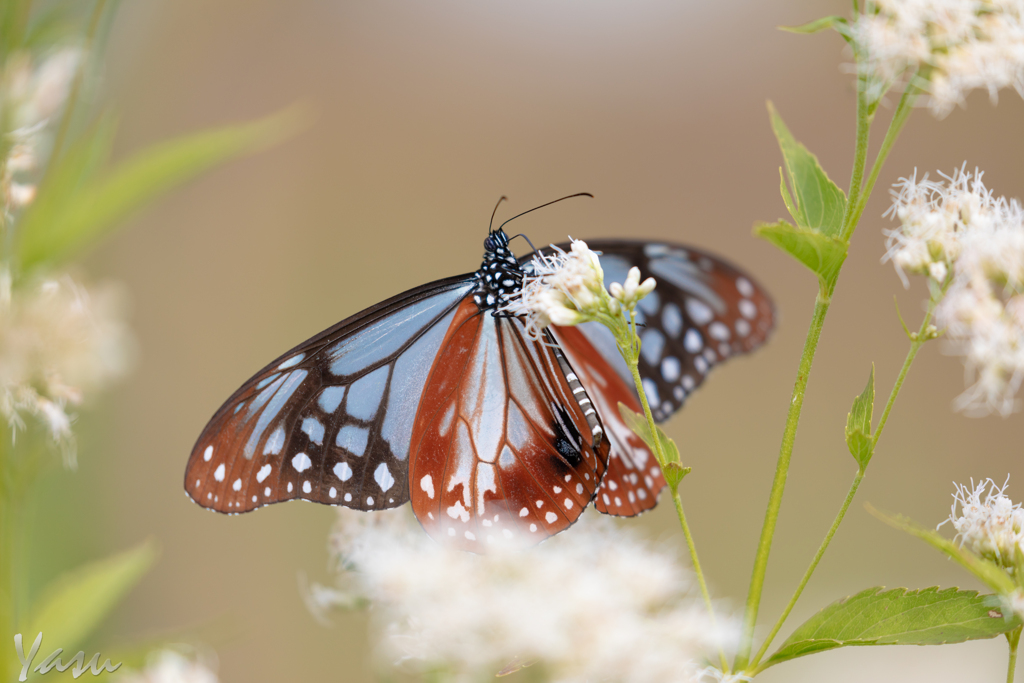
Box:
509;233;540;253
497;192;593;233
489;196;508;234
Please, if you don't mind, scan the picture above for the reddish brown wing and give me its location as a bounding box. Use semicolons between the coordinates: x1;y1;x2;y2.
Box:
184;277;476;514
408;299;608;552
552;325;665;516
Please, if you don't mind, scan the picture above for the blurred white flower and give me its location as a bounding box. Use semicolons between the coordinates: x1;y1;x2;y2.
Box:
117;650;219;683
851;0;1024;115
883;165;1024;415
942;477;1024;568
0;271;133;465
324;507;733;683
695;668;752;683
1;47;82;215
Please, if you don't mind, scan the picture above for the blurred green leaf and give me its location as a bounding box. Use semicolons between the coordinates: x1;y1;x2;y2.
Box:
17;106;306;272
780;15;850;39
845;364;875;469
765;586;1018;668
21;539;157;656
768;101;847;237
616;402;689;488
753;219;847;288
868;506;1018;595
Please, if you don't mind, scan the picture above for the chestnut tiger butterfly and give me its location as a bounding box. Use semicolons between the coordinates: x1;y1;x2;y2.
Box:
184;213;774;552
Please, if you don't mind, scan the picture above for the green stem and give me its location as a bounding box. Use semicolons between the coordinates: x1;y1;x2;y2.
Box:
748;470;864;672
734;296;829;669
839;74;871;239
747;296;942;671
624;312;726;670
0;438;12;682
842;81;919;243
46;0;108;168
1008;627;1021;683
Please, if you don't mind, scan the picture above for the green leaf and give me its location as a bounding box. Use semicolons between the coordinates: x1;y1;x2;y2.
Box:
21;540;158;655
616;402;689;488
765;586;1019;668
17;106;307;271
17;114;119;264
780;15;849;37
845;364;875;468
868;506;1018;595
753;219;848;287
768;101;847;237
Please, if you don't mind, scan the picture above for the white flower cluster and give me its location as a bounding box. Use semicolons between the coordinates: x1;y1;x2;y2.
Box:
508;238;655;339
319;507;731;683
884;166;1024;415
851;0;1024;115
116;650;219;683
944;477;1024;567
0;271;132;465
1;47;80;214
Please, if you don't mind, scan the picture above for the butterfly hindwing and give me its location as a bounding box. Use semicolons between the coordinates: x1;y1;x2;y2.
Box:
408;298;609;551
184;276;477;514
551;325;665;516
524;240;776;517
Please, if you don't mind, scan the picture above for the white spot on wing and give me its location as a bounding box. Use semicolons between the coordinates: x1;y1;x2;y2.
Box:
333;461;353;481
232;478;242;491
420;474;435;499
374;463;395;492
292;452;312;473
545;511;558;523
203;446;213;461
214;464;225;482
303;480;312;494
739;298;757;320
257;464;272;483
686;298;714;325
447;500;470;522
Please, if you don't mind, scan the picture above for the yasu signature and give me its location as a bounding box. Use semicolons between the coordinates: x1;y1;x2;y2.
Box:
14;632;121;680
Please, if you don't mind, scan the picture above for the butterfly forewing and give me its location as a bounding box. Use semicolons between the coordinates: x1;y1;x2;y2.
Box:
408;298;608;551
185;276;477;514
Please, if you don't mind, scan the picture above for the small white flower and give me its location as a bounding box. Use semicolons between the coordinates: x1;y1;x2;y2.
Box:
505;238;657;341
942;477;1024;568
505;239;608;337
117;650;219;683
851;0;1024;115
609;266;657;311
326;507;734;683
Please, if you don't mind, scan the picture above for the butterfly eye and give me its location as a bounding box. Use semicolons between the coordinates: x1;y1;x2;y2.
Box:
483;235;495;251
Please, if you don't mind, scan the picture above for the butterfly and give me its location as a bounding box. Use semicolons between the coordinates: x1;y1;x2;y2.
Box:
184;211;774;551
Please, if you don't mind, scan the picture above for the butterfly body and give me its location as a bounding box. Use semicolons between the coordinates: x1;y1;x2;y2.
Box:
185;225;774;549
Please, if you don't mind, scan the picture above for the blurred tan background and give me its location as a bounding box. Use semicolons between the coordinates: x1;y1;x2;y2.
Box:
31;0;1024;681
